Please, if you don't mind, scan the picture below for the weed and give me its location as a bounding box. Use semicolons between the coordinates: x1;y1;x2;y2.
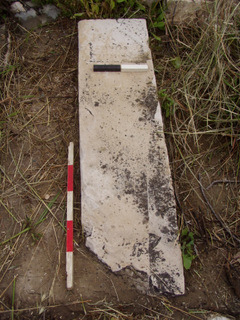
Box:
171;56;181;69
151;32;162;42
181;227;196;270
43;0;166;30
56;0;148;18
158;89;175;118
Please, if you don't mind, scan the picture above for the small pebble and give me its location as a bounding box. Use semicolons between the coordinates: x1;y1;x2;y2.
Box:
11;1;61;29
41;4;60;20
207;315;232;320
11;2;26;13
15;8;37;22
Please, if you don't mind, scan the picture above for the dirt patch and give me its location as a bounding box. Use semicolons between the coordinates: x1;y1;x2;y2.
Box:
0;16;240;320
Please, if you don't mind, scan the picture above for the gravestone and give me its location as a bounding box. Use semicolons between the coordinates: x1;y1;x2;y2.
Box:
78;19;184;295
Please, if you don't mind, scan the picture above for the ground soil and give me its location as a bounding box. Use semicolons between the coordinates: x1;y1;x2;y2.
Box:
0;17;240;320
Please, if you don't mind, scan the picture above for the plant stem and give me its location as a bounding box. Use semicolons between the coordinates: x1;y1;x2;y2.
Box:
11;276;16;320
0;199;19;223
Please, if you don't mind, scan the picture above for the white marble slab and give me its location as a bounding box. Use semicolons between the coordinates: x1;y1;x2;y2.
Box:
78;19;184;295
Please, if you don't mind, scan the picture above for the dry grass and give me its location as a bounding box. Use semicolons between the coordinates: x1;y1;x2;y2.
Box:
155;0;240;247
0;19;80;318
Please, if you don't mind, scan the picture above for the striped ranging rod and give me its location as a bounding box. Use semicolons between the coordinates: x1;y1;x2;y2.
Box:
66;142;74;290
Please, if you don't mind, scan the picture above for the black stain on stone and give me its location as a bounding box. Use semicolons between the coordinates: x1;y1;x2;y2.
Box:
149;233;163;265
113;151;123;163
133;171;148;217
145;88;158;118
149;233;161;251
130;241;147;258
150;272;182;296
148;174;174;218
89;42;93;60
101;164;108;174
147;130;177;221
161;226;169;234
168;214;176;224
139;87;159;121
110;166;149;218
125;182;134;195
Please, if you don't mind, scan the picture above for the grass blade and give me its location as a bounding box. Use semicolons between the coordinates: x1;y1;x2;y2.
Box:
11;276;16;320
0;199;19;223
35;192;61;226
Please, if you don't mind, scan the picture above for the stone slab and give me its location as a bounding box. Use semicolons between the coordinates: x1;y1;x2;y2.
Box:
78;19;184;295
